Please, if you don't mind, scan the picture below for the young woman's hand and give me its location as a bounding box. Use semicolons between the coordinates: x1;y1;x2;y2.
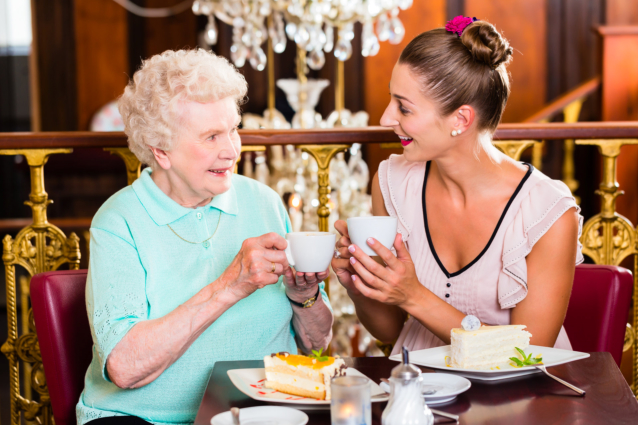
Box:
331;220;364;297
347;234;423;308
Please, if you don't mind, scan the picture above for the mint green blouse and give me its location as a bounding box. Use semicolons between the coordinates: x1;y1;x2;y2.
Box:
77;168;329;424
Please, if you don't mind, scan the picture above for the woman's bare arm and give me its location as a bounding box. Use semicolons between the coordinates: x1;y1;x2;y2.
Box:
290;290;334;352
510;209;579;346
107;233;289;389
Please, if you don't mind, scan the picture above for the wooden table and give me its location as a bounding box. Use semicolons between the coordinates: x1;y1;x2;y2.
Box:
195;352;638;424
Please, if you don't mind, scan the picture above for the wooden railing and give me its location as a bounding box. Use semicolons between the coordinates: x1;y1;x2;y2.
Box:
523;77;602;199
1;122;638;424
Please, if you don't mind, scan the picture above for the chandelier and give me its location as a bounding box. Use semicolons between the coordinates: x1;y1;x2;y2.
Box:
192;0;413;71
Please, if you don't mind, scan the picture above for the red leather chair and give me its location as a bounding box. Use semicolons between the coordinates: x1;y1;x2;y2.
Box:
31;269;92;425
563;264;633;366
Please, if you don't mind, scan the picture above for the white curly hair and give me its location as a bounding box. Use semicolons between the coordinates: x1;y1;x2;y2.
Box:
118;49;248;168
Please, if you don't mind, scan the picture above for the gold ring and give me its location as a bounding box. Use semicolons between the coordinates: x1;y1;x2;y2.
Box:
271;262;276;273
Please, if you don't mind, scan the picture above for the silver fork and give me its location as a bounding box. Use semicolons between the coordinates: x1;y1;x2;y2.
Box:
535;364;585;396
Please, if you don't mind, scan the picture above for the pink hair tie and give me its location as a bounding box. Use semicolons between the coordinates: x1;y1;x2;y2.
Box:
445;15;479;37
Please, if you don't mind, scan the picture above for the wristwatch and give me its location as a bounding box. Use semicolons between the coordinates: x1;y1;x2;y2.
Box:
287;286;321;308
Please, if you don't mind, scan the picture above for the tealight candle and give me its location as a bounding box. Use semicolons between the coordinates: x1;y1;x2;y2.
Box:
330;376;371;425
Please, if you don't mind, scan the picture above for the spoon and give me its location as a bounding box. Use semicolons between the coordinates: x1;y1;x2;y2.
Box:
230;407;240;425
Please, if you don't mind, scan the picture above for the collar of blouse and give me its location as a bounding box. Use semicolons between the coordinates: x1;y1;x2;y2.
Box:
132;168;238;226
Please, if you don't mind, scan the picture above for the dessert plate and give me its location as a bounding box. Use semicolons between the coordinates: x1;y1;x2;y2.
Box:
227;368;389;406
211;406;308;425
380;373;471;405
389;345;590;381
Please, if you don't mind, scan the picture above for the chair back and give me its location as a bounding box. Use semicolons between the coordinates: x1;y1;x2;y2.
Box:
564;264;633;365
31;270;92;425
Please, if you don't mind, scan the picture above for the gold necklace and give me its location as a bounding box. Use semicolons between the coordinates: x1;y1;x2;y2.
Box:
167;212;222;244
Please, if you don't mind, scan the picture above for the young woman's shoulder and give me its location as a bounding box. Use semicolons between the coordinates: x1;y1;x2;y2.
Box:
498;167;584;308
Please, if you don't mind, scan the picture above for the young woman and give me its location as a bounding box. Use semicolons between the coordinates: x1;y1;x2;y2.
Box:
332;17;582;355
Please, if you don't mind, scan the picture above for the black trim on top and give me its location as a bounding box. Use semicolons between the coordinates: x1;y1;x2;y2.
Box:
422;161;534;279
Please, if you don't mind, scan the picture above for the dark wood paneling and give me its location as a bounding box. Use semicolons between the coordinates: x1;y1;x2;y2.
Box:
127;1;147;75
143;0;198;56
606;0;638;25
74;0;129;130
466;0;547;123
447;0;465;20
546;0;603;120
32;0;78;131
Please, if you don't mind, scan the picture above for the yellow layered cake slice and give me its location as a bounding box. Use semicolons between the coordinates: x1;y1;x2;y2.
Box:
451;325;532;370
263;351;347;400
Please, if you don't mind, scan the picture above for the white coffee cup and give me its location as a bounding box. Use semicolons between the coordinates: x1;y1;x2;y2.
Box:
284;232;336;273
346;216;398;256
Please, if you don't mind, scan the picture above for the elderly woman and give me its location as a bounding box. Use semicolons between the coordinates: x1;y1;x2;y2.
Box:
77;49;333;425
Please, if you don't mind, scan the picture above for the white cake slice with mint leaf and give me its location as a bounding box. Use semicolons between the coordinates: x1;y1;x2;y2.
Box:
450;324;532;370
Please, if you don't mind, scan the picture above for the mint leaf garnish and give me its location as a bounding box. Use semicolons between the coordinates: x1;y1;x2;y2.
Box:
510;347;543;368
309;348;329;362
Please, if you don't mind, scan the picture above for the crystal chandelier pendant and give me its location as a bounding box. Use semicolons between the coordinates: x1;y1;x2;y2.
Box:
230;43;249;68
399;0;414;10
249;45;267;71
192;0;201;15
361;22;380;57
285;21;297;40
270;12;287;53
308;48;326;70
294;23;311;49
324;24;334;52
199;1;213;15
389;17;405;44
376;13;391;42
334;36;353;62
204;15;218;45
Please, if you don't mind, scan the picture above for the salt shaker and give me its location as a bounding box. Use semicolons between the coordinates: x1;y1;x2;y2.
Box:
382;347;433;425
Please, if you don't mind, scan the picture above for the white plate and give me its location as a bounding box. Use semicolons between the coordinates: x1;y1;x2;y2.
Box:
389;345;590;381
211;406;308;425
227;368;389;406
379;373;471;402
426;395;457;405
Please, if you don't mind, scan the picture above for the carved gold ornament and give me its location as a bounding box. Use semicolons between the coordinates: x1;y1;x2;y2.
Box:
0;148;82;425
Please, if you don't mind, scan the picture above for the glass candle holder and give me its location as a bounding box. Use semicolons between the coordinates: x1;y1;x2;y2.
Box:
330;376;371;425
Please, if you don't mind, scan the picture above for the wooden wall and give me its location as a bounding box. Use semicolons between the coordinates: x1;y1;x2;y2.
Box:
465;0;547;124
32;0;78;131
74;0;129;131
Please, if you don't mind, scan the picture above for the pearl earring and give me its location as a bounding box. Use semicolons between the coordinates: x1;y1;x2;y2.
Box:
451;130;458;137
457;129;463;135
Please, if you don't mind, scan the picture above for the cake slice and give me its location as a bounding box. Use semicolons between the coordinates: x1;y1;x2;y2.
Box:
263;351;347;400
450;325;532;370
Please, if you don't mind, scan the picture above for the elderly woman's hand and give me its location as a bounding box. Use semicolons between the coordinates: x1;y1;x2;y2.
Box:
331;220;363;297
220;232;291;302
283;268;329;303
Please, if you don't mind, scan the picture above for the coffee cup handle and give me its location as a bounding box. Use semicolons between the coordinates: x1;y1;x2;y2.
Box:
284;242;295;268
